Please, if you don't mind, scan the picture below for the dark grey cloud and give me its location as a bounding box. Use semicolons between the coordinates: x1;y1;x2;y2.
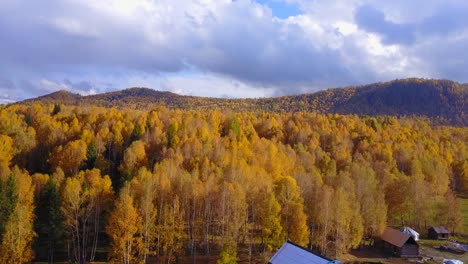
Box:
355;3;468;45
0;78;15;90
353;1;468;82
0;78;16;103
19;80;42;96
0;0;185;73
0;0;379;99
1;0;468;100
355;5;415;45
419;4;468;36
189;9;367;92
414;36;468;81
64;79;93;93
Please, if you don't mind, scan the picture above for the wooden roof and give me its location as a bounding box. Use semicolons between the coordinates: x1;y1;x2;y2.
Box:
429;226;450;234
381;227;414;248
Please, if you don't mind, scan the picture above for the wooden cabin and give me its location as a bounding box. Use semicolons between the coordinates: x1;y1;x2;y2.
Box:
381;227;419;257
428;226;450;240
269;241;340;264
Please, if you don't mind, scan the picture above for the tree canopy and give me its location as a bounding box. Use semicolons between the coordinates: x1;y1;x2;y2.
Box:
0;102;466;262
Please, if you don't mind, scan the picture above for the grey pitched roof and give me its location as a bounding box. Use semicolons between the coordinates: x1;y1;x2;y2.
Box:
269;241;338;264
430;226;450;234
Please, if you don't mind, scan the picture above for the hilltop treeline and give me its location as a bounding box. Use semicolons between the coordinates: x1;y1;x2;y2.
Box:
24;78;468;126
0;104;467;263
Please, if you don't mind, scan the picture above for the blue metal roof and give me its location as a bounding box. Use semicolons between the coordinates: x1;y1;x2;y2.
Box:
269;241;340;264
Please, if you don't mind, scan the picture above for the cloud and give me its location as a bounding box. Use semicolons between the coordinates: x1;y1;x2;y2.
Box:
0;0;468;100
158;73;276;98
0;78;16;104
410;30;468;81
353;1;468;80
354;2;468;45
50;17;100;38
355;5;416;45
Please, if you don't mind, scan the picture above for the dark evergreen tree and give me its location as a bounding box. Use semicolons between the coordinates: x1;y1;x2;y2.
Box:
0;175;17;243
51;103;61;116
84;141;98;170
34;179;63;263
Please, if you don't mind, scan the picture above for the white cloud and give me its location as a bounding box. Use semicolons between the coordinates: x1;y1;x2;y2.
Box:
50;17;99;37
159;73;276;98
38;79;98;96
334;21;358;36
39;79;69;92
0;99;15;105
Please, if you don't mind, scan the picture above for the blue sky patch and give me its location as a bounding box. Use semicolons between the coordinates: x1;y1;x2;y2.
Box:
256;0;302;19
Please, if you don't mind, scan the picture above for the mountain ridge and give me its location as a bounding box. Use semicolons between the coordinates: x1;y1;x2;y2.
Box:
19;78;468;126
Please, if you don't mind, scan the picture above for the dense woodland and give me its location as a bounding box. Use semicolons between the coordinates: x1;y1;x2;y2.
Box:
24;78;468;126
0;102;467;263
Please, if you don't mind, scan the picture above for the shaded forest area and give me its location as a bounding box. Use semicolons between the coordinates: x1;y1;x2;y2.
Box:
0;103;467;263
23;78;468;126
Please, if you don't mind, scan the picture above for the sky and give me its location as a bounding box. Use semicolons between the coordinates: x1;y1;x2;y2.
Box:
1;0;468;102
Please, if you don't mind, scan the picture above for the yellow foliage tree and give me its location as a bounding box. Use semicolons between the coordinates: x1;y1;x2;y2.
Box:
130;168;158;262
332;187;363;256
119;140;148;182
0;135;13;176
61;169;113;264
106;187;141;264
274;176;308;246
49;139;87;176
0;167;36;264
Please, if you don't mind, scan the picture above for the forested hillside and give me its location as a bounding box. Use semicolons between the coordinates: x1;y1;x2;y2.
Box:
23;78;468;126
0;103;467;263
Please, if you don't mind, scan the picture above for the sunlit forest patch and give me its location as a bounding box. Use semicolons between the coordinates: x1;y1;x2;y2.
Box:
0;103;466;263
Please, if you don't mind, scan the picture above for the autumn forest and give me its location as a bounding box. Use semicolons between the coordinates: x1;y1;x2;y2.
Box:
0;99;467;263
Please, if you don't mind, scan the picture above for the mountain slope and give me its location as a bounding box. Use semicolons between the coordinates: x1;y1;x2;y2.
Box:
25;90;82;105
20;78;468;126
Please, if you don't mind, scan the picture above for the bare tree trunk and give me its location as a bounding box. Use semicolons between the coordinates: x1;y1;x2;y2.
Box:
91;204;101;261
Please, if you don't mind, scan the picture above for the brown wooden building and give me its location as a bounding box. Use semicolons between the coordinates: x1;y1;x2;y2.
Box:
381;227;419;257
428;226;450;240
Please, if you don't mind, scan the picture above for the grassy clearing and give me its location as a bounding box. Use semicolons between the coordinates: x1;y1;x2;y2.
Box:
459;197;468;234
419;239;468;263
344;240;468;264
